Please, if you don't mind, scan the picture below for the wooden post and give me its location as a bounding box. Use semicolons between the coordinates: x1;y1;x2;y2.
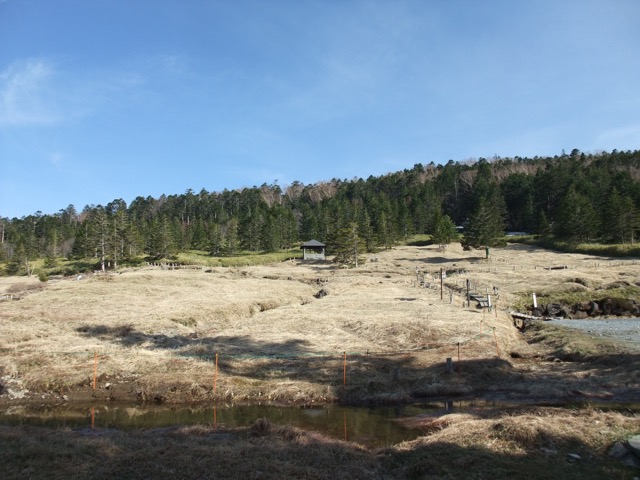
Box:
457;342;461;371
466;278;470;306
93;351;97;391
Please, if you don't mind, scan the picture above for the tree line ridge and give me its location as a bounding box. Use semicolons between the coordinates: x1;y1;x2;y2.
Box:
1;148;639;273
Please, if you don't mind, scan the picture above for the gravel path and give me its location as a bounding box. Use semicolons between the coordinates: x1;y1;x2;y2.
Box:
551;318;640;351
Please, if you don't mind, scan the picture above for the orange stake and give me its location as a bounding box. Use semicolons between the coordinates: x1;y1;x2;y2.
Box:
214;353;218;394
343;411;348;441
493;328;501;357
93;351;97;391
343;352;347;386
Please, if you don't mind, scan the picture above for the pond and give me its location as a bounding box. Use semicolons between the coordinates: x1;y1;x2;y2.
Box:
550;317;640;350
0;400;469;447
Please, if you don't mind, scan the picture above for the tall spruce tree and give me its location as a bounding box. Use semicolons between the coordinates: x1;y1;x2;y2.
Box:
431;210;458;246
461;165;505;253
553;186;598;242
332;222;366;267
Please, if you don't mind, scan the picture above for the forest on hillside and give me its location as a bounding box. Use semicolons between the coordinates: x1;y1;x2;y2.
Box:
1;148;639;274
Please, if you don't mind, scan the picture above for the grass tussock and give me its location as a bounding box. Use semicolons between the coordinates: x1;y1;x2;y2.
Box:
384;407;640;479
509;235;640;258
177;250;302;268
1;407;638;480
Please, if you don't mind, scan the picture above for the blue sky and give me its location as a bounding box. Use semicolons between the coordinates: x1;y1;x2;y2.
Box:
1;0;639;219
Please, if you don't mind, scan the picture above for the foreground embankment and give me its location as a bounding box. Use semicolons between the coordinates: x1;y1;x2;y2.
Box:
1;407;639;480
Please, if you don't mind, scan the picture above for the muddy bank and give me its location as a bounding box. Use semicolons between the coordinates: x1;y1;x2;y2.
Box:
2;407;639;480
531;297;640;319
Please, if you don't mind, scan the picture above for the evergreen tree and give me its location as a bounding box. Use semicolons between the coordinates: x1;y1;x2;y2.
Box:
535;209;551;236
461;196;505;252
332;222;366;267
603;188;640;243
461;167;505;253
209;223;224;255
431;211;458;246
224;218;239;255
554;187;599;242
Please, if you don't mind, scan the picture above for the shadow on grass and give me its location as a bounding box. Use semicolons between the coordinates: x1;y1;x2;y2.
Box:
75;322;640;405
0;419;634;480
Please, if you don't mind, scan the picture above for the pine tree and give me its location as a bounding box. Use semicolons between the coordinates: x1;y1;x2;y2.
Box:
535;209;551;236
431;211;458;246
554;187;598;242
332;222;366;267
224;218;239;255
461;174;505;253
209;224;223;255
461;196;505;252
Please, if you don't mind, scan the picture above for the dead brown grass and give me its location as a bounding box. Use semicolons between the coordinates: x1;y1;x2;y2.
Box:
0;243;638;406
0;408;637;479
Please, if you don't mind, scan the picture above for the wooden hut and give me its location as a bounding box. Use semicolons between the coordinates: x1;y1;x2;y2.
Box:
301;240;326;260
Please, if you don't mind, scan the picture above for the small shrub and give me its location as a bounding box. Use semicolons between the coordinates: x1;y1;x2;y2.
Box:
38;271;49;282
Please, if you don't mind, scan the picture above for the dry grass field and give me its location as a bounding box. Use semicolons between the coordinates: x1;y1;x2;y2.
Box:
1;242;639;406
1;243;640;479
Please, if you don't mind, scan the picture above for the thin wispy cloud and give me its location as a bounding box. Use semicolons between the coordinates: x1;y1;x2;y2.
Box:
0;58;60;126
0;57;150;128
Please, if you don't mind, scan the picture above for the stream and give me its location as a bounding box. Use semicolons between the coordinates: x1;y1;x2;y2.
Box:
0;401;469;447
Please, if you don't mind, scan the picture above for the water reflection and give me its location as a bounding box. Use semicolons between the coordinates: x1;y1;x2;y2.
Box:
0;401;464;447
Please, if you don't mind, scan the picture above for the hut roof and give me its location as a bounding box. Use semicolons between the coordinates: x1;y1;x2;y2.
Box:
301;240;325;248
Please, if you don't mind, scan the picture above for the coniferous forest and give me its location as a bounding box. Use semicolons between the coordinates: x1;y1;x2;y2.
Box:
1;149;639;275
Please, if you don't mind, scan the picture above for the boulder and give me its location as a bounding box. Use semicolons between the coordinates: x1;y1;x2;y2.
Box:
629;435;640;457
599;297;636;316
545;303;564;317
574;301;591;313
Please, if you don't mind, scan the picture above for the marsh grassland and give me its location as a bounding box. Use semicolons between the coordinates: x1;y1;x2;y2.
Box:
1;243;639;479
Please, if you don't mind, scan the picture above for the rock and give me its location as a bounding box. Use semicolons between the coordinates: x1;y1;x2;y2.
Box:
566;453;581;462
574;301;591;313
609;442;629;459
546;303;564;317
572;310;589;319
531;307;544;317
621;456;640;468
599;297;636;316
629;435;640;456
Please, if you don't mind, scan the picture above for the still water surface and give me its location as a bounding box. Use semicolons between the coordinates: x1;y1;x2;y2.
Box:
0;401;464;447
